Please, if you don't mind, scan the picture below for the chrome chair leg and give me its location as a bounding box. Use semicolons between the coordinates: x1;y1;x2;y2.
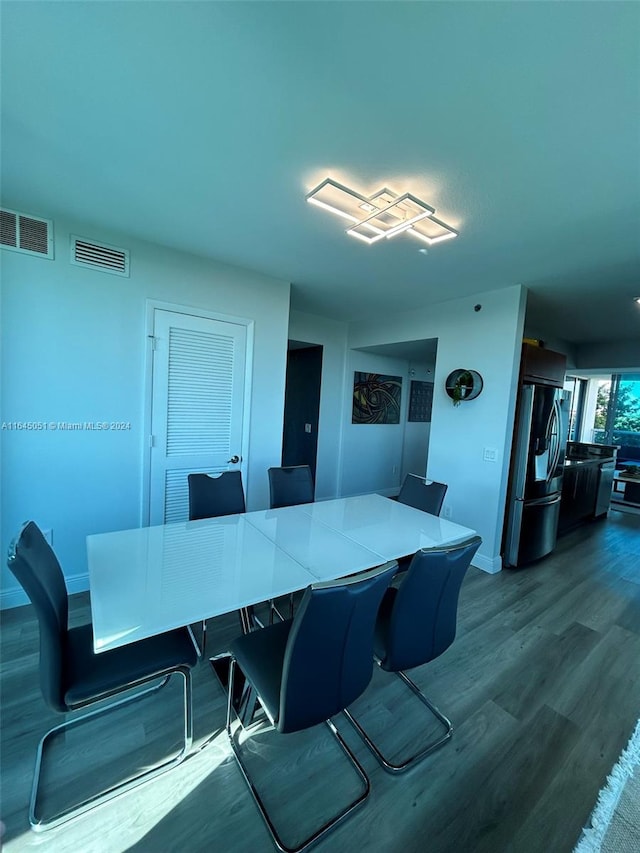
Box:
343;668;453;775
188;622;206;658
226;658;371;853
30;668;193;831
268;593;294;624
270;601;286;623
239;608;251;634
240;606;266;633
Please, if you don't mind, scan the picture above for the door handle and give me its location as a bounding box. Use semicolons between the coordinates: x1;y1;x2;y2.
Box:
227;455;241;464
548;401;562;481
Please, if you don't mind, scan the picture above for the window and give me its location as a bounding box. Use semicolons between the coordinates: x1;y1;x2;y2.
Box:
564;376;588;442
592;373;640;450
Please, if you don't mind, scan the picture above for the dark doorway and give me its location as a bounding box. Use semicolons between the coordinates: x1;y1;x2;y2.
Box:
282;343;323;480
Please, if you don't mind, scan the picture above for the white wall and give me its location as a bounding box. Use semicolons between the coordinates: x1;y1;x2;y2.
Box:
287;313;438;501
1;216;291;607
349;285;527;573
341;352;409;497
401;360;436;484
287;310;348;500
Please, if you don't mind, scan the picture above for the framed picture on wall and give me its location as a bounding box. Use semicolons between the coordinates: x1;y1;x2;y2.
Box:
408;380;434;422
352;372;402;424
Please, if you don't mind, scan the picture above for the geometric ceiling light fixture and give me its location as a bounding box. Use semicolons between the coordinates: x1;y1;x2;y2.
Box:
346;191;435;244
306;177;458;246
406;214;458;245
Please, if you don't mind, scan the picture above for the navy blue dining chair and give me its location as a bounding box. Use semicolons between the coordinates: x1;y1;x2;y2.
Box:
7;521;198;831
343;536;482;774
224;559;398;853
188;471;254;636
267;465;315;618
267;465;315;509
188;470;246;520
397;473;448;516
394;473;449;574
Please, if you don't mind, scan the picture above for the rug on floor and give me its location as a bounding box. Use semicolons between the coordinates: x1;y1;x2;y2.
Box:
574;719;640;852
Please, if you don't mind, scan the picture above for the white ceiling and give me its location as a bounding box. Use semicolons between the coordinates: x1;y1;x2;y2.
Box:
2;1;639;347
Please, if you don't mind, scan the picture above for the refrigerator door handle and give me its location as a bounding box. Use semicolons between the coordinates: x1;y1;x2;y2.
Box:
526;494;562;508
552;399;563;473
546;400;561;484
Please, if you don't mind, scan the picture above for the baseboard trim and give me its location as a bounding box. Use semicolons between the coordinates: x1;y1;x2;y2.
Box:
1;572;89;610
472;552;503;574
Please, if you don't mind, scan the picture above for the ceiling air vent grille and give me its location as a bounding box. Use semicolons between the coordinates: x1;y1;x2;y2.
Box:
0;209;54;259
71;235;130;277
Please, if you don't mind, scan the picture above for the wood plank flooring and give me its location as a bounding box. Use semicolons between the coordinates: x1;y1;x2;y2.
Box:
1;509;639;852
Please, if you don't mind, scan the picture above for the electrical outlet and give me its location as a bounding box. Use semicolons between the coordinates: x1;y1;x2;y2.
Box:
304;423;312;434
483;447;498;462
442;505;452;519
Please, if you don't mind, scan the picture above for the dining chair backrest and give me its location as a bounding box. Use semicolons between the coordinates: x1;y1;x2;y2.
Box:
278;561;398;733
397;474;448;516
188;471;246;520
376;536;481;673
8;520;198;831
7;521;69;712
268;465;314;509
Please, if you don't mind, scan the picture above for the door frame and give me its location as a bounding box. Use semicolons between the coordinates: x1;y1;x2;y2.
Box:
141;299;255;526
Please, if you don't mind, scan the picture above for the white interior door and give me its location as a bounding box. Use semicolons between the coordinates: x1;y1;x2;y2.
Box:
149;309;247;524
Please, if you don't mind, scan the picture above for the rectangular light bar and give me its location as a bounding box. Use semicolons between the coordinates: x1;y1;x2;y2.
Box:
306;177;458;248
347;193;436;242
407;214;458;244
306;178;376;224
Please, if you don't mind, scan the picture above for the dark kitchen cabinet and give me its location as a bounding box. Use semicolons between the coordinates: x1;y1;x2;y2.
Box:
521;343;567;388
558;462;600;534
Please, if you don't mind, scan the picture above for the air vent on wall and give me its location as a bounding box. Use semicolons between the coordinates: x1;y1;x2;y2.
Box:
0;208;54;259
71;235;130;277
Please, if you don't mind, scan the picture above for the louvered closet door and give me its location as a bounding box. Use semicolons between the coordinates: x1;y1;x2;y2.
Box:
149;310;247;524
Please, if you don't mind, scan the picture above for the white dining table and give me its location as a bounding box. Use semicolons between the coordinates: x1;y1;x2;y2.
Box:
247;493;477;575
87;493;477;653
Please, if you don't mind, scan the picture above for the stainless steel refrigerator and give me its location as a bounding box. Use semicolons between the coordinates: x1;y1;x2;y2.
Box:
503;384;571;568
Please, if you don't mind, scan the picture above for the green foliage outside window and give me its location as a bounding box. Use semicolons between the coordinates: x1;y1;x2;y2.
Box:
594;383;610;430
593;375;640;446
614;383;640;432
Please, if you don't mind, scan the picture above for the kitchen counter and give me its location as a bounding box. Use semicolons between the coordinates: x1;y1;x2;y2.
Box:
564;456;615;468
559;453;616;535
566;441;618;462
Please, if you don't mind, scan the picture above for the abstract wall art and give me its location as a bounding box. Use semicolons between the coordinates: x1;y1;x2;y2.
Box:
352;372;402;424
